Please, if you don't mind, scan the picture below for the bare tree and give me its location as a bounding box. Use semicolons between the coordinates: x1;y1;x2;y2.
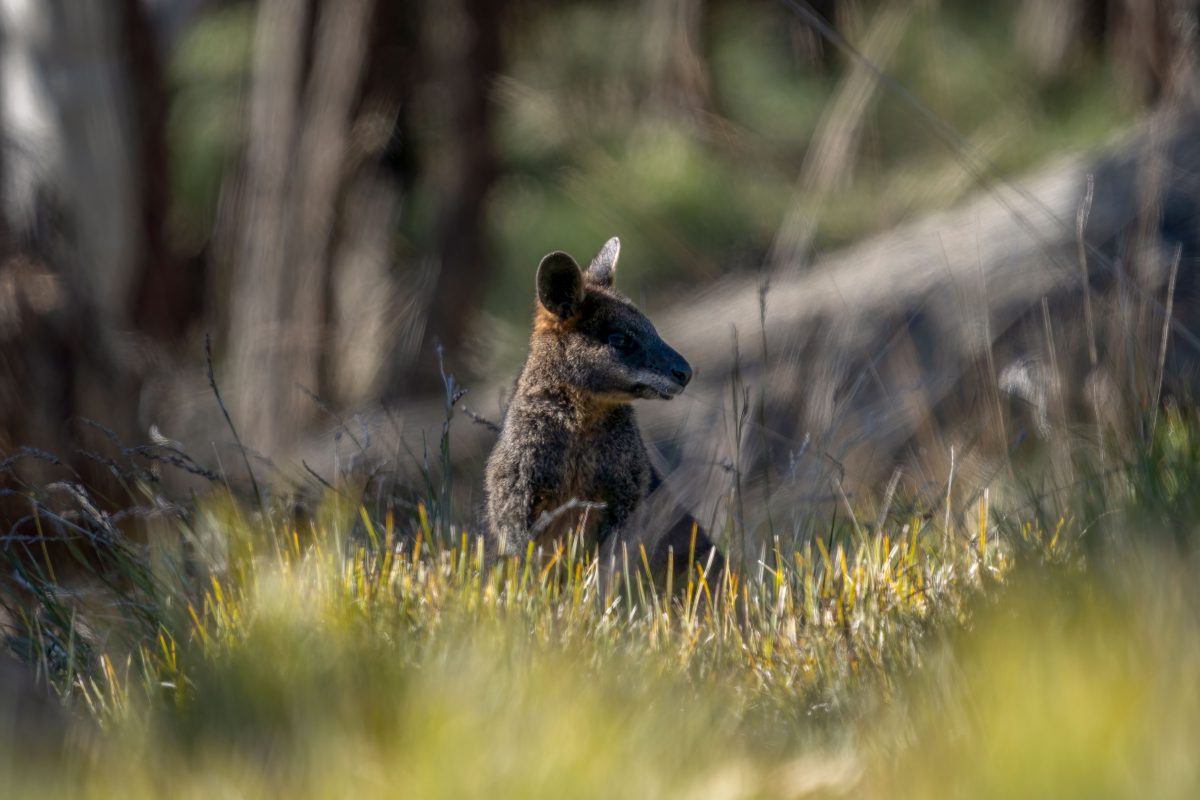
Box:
0;0;171;481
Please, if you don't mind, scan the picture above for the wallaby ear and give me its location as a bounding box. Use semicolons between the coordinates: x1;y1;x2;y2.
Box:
586;236;620;288
536;251;584;319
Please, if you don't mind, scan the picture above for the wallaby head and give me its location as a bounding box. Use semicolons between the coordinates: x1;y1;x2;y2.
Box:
530;237;693;403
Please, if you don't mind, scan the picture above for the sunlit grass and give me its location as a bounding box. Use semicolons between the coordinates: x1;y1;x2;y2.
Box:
3;479;1011;798
8;415;1200;797
870;560;1200;799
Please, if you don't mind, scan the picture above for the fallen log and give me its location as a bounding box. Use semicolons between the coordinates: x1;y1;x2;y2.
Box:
297;109;1200;538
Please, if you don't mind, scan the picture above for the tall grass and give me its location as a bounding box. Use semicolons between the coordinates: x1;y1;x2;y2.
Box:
9;405;1200;796
0;435;1017;797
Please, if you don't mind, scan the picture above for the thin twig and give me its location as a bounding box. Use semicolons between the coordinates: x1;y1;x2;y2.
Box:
1071;173;1097;359
461;406;501;434
832;476;864;540
1151;242;1184;438
943;445;955;547
205;333;264;513
875;467;902;532
302;460;340;494
297;384;367;452
531;499;607;539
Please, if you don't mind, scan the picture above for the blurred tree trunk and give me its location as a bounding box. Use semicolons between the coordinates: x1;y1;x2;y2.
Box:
771;0;912;271
223;0;380;455
124;0;197;340
1017;0;1089;76
1019;0;1198;105
225;0;488;453
0;0;168;484
1109;0;1199;105
221;0;310;456
641;0;714;123
786;0;840;69
0;1;139;328
326;1;420;409
386;0;504;398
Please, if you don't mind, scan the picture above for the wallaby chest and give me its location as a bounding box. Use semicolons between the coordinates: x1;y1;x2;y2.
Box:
524;401;649;546
558;412;646;499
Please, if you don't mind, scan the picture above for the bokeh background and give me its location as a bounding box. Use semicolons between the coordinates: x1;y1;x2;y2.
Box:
6;4;1200;796
2;0;1198;551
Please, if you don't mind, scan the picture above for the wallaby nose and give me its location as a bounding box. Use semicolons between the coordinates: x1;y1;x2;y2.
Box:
672;361;693;387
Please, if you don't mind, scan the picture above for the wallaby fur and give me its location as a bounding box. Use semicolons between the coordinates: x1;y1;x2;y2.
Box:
484;237;723;580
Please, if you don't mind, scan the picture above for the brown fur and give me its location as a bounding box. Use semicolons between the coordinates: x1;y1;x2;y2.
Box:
532;306;575;336
484;238;723;580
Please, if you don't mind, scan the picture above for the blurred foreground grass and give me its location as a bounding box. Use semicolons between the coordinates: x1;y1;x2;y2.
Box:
6;413;1200;797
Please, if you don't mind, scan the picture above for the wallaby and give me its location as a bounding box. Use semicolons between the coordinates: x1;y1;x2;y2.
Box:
484;237;723;580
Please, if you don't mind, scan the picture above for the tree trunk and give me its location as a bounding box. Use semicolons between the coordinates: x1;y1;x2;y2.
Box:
0;0;154;486
222;0;376;455
221;0;311;456
641;0;714;123
387;0;503;398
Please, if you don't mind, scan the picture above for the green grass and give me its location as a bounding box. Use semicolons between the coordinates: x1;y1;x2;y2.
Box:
10;414;1200;796
876;566;1200;799
2;470;1012;797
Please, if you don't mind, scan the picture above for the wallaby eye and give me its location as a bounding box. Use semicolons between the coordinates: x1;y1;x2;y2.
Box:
607;332;634;351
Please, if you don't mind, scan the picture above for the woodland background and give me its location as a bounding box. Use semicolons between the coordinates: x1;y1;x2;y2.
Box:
3;0;1196;516
5;2;1200;797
